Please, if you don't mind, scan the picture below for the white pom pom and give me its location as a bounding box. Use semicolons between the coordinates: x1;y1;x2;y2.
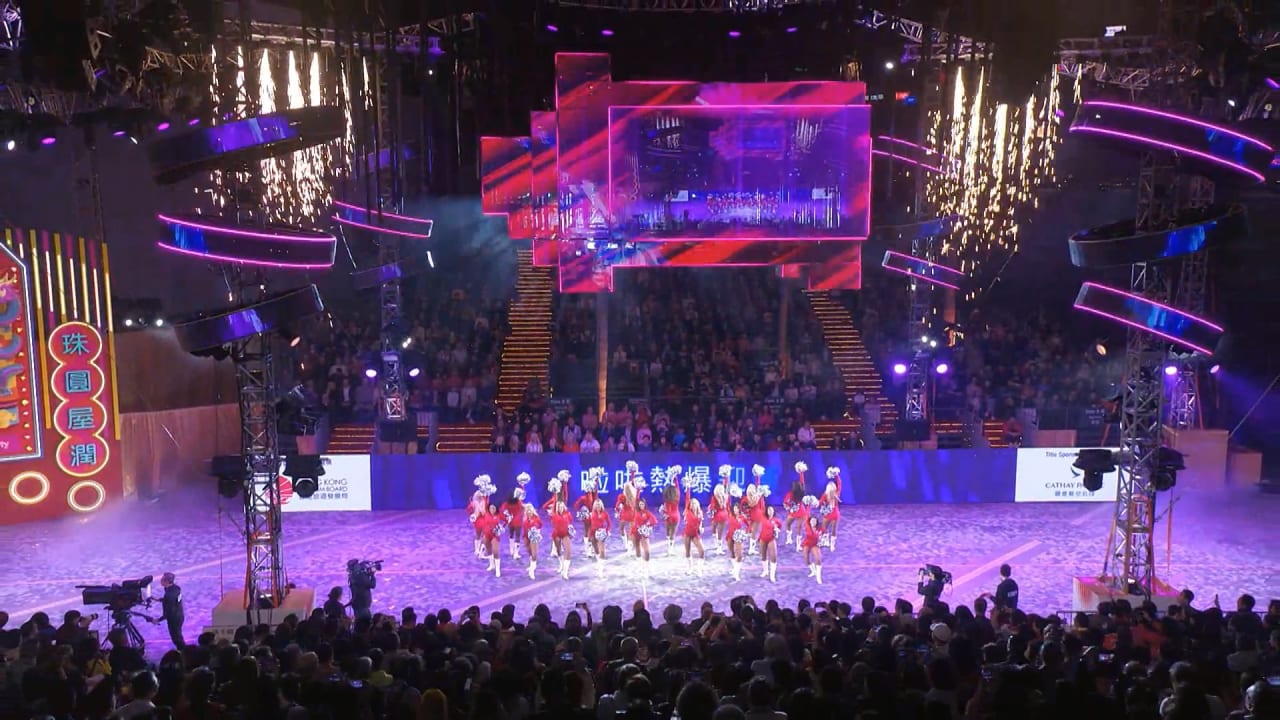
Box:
626;460;639;473
718;464;732;477
474;474;492;488
794;461;808;474
548;478;562;495
752;464;765;477
557;469;571;482
802;494;819;507
760;485;772;498
514;487;526;500
668;465;683;479
826;466;839;479
516;472;531;485
729;484;744;499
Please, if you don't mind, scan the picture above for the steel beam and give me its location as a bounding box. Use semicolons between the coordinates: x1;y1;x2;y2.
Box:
234;332;285;619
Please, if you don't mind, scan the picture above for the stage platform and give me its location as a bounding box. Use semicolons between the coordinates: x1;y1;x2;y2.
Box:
1;485;1275;657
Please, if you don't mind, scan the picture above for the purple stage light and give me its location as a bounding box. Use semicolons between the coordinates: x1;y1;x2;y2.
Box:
1072;126;1267;183
546;24;558;32
1083;101;1273;150
364;368;377;379
728;30;741;38
1164;365;1178;377
112;130;127;137
188;118;201;127
157;122;171;131
601;28;614;36
408;367;421;378
892;362;907;375
871;150;943;174
934;362;949;375
1267;78;1280;90
1209;364;1221;375
785;26;798;33
40;136;56;146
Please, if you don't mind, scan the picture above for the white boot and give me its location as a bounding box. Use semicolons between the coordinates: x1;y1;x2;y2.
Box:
749;539;758;555
814;565;823;584
697;559;705;577
585;538;594;557
494;558;501;578
597;558;605;577
486;555;495;571
731;561;741;582
643;559;651;578
551;542;559;558
513;543;521;561
562;559;571;579
759;562;769;578
686;556;694;574
528;560;536;579
473;538;481;557
785;530;793;545
829;535;836;552
807;563;816;577
769;562;777;583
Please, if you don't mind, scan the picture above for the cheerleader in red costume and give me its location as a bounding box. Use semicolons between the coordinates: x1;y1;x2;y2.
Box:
743;465;767;555
709;466;732;555
630;497;658;578
469;475;496;558
783;463;808;547
502;474;530;561
522;503;543;579
757;505;783;582
587;499;611;577
548;501;575;580
681;484;706;576
820;466;842;551
574;468;602;557
616;461;640;552
802;514;824;584
478;504;503;577
661;465;683;555
543;471;570;558
724;502;748;582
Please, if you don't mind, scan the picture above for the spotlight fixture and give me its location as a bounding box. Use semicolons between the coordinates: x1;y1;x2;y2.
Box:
892;362;907;375
885;61;896;70
210;455;249;498
1095;341;1108;357
601;28;614;36
1151;447;1185;492
364;367;377;379
785;26;798;33
408;367;421;378
156;121;171;132
934;362;949;375
172;286;325;354
283;455;325;498
124;319;134;328
728;30;741;38
545;24;558;32
153;319;164;327
1072;448;1117;492
1209;364;1221;375
4;140;14;151
1164;365;1178;376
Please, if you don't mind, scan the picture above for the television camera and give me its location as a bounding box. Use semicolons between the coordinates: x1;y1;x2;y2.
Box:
347;559;382;589
77;576;156;649
917;564;953;602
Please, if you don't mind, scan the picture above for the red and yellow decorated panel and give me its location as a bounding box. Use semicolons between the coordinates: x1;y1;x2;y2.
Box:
0;243;41;463
0;229;121;524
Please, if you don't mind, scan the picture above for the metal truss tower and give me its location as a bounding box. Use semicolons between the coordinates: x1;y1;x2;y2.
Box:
1169;176;1213;429
1107;151;1176;595
233;327;285;615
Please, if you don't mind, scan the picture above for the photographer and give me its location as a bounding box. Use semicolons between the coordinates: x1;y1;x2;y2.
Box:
347;559;379;621
157;572;185;649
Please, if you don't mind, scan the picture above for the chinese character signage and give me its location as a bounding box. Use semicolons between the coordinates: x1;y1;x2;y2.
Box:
0;244;40;463
48;322;110;478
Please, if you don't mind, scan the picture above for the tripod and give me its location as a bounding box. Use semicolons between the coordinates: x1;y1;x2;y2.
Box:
109;609;151;651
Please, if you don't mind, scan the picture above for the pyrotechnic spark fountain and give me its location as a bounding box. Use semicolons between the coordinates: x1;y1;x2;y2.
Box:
925;66;1064;296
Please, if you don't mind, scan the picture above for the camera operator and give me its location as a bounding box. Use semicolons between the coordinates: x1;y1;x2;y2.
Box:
347;559;379;621
993;564;1019;610
155;572;185;649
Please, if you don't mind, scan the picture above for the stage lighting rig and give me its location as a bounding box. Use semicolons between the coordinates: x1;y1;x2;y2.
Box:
282;455;325;499
1073;449;1118;492
210;455;249;499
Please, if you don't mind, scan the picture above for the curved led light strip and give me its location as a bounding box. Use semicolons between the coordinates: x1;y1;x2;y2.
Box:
333;200;433;240
172;285;325;353
66;479;107;513
1069;204;1247;268
881;249;966;290
8;471;50;505
1071;102;1271;183
1073;282;1223;355
158;214;337;270
148;106;346;185
352;253;435;290
872;136;950;174
873;215;959;243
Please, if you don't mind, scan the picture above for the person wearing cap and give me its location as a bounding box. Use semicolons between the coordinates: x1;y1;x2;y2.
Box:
157;572;185;649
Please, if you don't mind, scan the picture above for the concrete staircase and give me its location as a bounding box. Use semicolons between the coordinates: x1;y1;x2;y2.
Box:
435;423;492;452
803;290;898;434
496;249;555;414
328;424;374;454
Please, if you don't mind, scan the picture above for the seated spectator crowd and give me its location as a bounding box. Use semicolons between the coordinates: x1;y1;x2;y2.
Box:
291;274;509;426
2;591;1277;720
505;268;847;453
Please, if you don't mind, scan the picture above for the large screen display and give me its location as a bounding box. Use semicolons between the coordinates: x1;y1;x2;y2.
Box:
608;105;871;241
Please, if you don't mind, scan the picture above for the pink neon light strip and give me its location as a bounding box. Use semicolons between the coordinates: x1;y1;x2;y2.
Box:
156;242;334;270
1083;101;1273;152
1080;281;1224;331
876;136;938;154
158;214;336;244
884;249;964;275
872;150;943;173
333;200;435;228
609;103;868;110
332;215;433;240
881;264;962;291
1070;126;1266;183
1073;282;1221;355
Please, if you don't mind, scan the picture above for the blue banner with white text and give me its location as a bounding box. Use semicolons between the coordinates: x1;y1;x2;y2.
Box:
369;449;1017;511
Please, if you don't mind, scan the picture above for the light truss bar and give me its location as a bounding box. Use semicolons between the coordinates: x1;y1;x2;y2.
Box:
553;0;831;9
234;332;285;621
231;16;477;51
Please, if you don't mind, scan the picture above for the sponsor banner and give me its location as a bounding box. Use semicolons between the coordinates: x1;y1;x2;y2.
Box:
279;455;372;513
1014;447;1120;503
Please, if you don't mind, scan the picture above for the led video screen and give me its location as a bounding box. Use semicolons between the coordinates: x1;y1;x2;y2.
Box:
608;105;871;241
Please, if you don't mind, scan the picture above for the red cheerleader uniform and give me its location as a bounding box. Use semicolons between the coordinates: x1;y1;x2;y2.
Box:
758;517;782;545
588;509;612;536
710;494;729;524
615;491;635;524
542;492;562;513
680;485;701;539
503;499;524;529
662;476;681;526
725;514;744;548
631;509;657;541
550;510;573;541
471;496;488;531
747;498;765;525
479;512;501;543
573;491;598;516
823;477;842;522
802;523;822;550
523;513;542;542
784;491;807;520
